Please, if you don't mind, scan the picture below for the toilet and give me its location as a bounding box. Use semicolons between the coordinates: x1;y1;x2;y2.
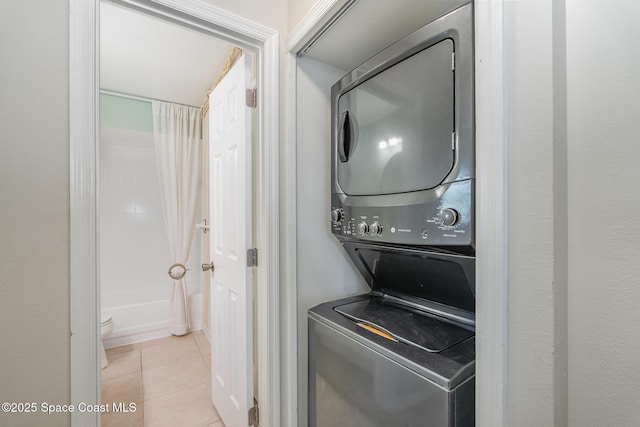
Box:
100;315;114;369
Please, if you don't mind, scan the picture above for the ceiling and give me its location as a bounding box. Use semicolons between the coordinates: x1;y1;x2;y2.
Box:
300;0;468;72
100;2;236;107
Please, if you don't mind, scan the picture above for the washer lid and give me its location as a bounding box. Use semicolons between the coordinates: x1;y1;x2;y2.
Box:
335;298;473;353
342;242;476;314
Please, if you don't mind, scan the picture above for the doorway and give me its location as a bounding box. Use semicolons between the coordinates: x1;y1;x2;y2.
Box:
99;2;249;424
69;1;281;426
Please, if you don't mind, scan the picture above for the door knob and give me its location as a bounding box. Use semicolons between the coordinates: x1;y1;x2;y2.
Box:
202;262;215;272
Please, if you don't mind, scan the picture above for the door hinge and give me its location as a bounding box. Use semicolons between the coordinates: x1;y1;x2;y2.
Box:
247;248;258;267
452;52;456;71
246;88;257;108
451;132;456;150
249;405;259;426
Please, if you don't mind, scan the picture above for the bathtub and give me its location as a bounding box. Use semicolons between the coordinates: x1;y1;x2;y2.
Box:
102;287;203;348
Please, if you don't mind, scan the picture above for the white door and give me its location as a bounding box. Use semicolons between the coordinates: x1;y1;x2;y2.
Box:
208;53;254;427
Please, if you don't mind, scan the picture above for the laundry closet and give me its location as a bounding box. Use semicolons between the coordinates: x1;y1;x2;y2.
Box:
290;1;473;425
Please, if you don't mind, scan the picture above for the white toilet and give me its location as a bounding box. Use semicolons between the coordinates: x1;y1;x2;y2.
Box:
100;315;114;369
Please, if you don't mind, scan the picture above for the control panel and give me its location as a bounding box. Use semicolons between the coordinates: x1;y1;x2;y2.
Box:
330;179;473;247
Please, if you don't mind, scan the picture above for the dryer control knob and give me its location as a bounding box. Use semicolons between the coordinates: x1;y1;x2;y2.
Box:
439;208;459;227
357;222;369;236
331;208;344;224
369;222;383;236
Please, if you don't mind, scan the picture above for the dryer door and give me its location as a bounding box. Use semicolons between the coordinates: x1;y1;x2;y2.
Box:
336;39;455;196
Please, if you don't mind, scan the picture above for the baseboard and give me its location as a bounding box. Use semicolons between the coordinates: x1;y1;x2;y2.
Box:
104;320;170;348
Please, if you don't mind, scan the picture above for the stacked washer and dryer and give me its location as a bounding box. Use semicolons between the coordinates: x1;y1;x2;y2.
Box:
308;3;476;426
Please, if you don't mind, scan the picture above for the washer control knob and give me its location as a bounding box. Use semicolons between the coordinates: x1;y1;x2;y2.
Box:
357;222;369;235
331;208;344;224
369;222;383;236
438;208;459;227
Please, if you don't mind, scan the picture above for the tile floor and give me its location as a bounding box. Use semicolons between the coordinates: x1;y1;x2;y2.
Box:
101;331;225;427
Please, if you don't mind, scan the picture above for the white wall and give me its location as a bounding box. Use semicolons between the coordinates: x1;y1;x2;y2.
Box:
504;0;640;425
566;0;640;425
295;56;369;427
287;0;317;33
204;0;286;35
0;1;70;426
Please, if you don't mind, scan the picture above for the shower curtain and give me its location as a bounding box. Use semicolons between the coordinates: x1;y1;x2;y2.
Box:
152;101;202;336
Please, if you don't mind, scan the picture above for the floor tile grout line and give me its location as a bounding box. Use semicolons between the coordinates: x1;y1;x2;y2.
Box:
141;376;210;402
143;381;213;405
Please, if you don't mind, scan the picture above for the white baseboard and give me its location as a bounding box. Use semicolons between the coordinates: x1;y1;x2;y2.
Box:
104;322;169;348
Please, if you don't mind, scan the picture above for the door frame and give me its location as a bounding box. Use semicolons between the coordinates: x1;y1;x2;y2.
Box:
69;1;280;426
285;0;508;426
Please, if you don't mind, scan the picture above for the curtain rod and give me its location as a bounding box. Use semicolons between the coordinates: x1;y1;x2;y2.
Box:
100;89;200;109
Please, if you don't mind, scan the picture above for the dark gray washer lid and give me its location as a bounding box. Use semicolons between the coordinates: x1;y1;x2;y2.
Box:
335;298;473;353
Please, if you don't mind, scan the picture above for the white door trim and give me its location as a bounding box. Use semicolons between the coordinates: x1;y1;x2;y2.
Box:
69;3;99;424
474;1;508;425
280;51;299;427
69;1;280;426
284;1;509;426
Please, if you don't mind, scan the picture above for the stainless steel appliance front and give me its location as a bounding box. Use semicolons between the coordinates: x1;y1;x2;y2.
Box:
330;3;474;250
308;295;475;427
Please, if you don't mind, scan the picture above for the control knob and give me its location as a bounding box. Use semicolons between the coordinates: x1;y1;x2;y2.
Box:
331;208;344;224
357;222;369;236
369;222;383;236
438;208;459;227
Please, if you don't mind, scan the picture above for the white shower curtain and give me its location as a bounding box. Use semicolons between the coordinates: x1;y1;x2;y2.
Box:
152;101;202;336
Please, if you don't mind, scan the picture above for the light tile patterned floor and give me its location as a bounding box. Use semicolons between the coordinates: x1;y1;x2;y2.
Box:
101;331;225;427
